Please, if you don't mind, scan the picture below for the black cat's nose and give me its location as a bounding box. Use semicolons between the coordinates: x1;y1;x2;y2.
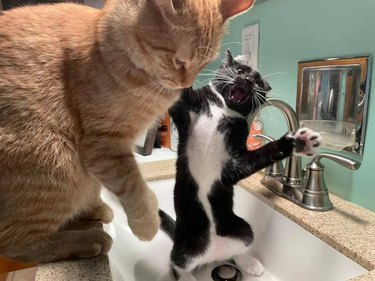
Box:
235;76;248;85
245;76;254;83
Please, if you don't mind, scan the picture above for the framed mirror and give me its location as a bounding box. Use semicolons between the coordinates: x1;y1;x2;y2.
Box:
297;56;372;156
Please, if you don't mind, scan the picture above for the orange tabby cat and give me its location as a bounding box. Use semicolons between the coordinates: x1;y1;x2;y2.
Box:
0;0;255;263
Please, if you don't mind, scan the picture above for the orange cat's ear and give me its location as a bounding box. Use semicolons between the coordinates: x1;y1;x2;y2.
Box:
221;0;256;21
151;0;183;13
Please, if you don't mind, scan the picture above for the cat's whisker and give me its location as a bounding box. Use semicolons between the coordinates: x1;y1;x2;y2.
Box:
136;82;165;122
222;82;234;91
130;83;160;104
200;68;217;73
193;80;206;90
265;90;283;98
252;95;261;117
262;72;287;78
220;63;237;78
266;92;282;98
251;95;277;121
197;51;217;62
132;80;161;92
198;71;216;76
199;78;213;84
197;53;237;82
202;77;232;86
209;75;235;84
200;79;211;84
220;41;243;48
198;70;235;82
195;46;218;57
255;88;282;98
198;51;229;69
130;81;163;110
258;96;278;122
257;90;276;121
201;72;234;82
193;79;205;86
197;73;220;76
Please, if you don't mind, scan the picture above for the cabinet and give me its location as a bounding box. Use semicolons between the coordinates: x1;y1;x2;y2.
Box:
0;258;36;279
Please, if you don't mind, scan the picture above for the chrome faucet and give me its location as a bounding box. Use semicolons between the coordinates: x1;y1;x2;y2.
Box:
248;98;361;211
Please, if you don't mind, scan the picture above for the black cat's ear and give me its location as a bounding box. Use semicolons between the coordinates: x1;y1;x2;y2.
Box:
221;0;255;21
261;79;272;91
226;50;235;67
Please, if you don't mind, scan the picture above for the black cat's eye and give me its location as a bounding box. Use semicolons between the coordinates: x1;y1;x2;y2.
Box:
236;68;244;74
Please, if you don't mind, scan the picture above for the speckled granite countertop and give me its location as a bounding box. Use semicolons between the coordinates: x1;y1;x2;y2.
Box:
36;159;375;281
36;256;111;281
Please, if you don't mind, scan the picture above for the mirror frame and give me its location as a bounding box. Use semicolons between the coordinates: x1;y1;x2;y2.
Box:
296;56;372;156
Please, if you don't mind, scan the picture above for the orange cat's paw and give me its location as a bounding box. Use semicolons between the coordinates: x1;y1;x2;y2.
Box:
88;202;114;224
127;189;160;241
74;229;113;258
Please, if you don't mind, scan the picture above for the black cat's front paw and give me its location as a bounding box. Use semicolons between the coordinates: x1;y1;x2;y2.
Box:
287;127;322;156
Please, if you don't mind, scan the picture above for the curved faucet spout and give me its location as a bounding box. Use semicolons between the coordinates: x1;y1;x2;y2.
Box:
247;98;299;133
247;98;303;188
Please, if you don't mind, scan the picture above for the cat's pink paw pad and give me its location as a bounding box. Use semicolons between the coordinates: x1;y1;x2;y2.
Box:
287;127;322;157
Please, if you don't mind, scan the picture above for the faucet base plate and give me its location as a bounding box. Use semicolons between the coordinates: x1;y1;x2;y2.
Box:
261;175;332;212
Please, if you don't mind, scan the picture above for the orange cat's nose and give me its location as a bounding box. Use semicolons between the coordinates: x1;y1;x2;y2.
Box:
179;76;195;88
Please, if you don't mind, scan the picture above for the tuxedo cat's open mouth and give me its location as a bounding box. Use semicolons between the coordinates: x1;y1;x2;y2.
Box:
229;85;250;103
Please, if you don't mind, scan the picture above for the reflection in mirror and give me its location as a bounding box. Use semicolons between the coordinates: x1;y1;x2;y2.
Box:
297;57;372;156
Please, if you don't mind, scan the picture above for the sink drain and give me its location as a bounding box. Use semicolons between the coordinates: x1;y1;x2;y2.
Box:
211;264;242;281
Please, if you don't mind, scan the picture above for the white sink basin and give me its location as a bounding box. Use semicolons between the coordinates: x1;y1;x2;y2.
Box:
101;179;367;281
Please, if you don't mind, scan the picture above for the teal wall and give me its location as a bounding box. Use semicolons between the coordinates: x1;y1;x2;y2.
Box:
201;0;375;211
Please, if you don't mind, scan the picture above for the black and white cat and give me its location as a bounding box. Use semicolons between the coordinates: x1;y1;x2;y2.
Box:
158;50;322;281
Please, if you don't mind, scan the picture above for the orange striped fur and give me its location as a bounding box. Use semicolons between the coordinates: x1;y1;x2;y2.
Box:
0;0;254;263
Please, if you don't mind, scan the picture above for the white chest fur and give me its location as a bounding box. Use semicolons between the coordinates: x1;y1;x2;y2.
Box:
186;105;229;222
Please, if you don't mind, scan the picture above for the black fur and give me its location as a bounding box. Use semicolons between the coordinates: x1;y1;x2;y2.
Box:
161;50;296;275
158;210;175;240
208;180;253;245
171;157;210;268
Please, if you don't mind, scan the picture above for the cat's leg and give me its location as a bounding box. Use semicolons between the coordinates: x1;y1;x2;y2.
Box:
156;269;196;281
59;176;113;232
233;254;264;277
0;125;114;263
172;267;197;281
60;219;104;231
85;201;114;224
84;178;114;224
222;128;322;184
81;136;159;241
287;127;322;156
60;203;112;232
157;268;177;281
0;173;113;263
178;273;197;281
4;229;112;263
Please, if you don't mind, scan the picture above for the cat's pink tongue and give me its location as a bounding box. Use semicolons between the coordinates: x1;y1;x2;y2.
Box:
230;88;249;103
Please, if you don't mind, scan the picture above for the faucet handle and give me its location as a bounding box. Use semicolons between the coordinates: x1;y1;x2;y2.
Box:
253;134;284;177
303;153;361;211
309;153;361;170
253;134;275;143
